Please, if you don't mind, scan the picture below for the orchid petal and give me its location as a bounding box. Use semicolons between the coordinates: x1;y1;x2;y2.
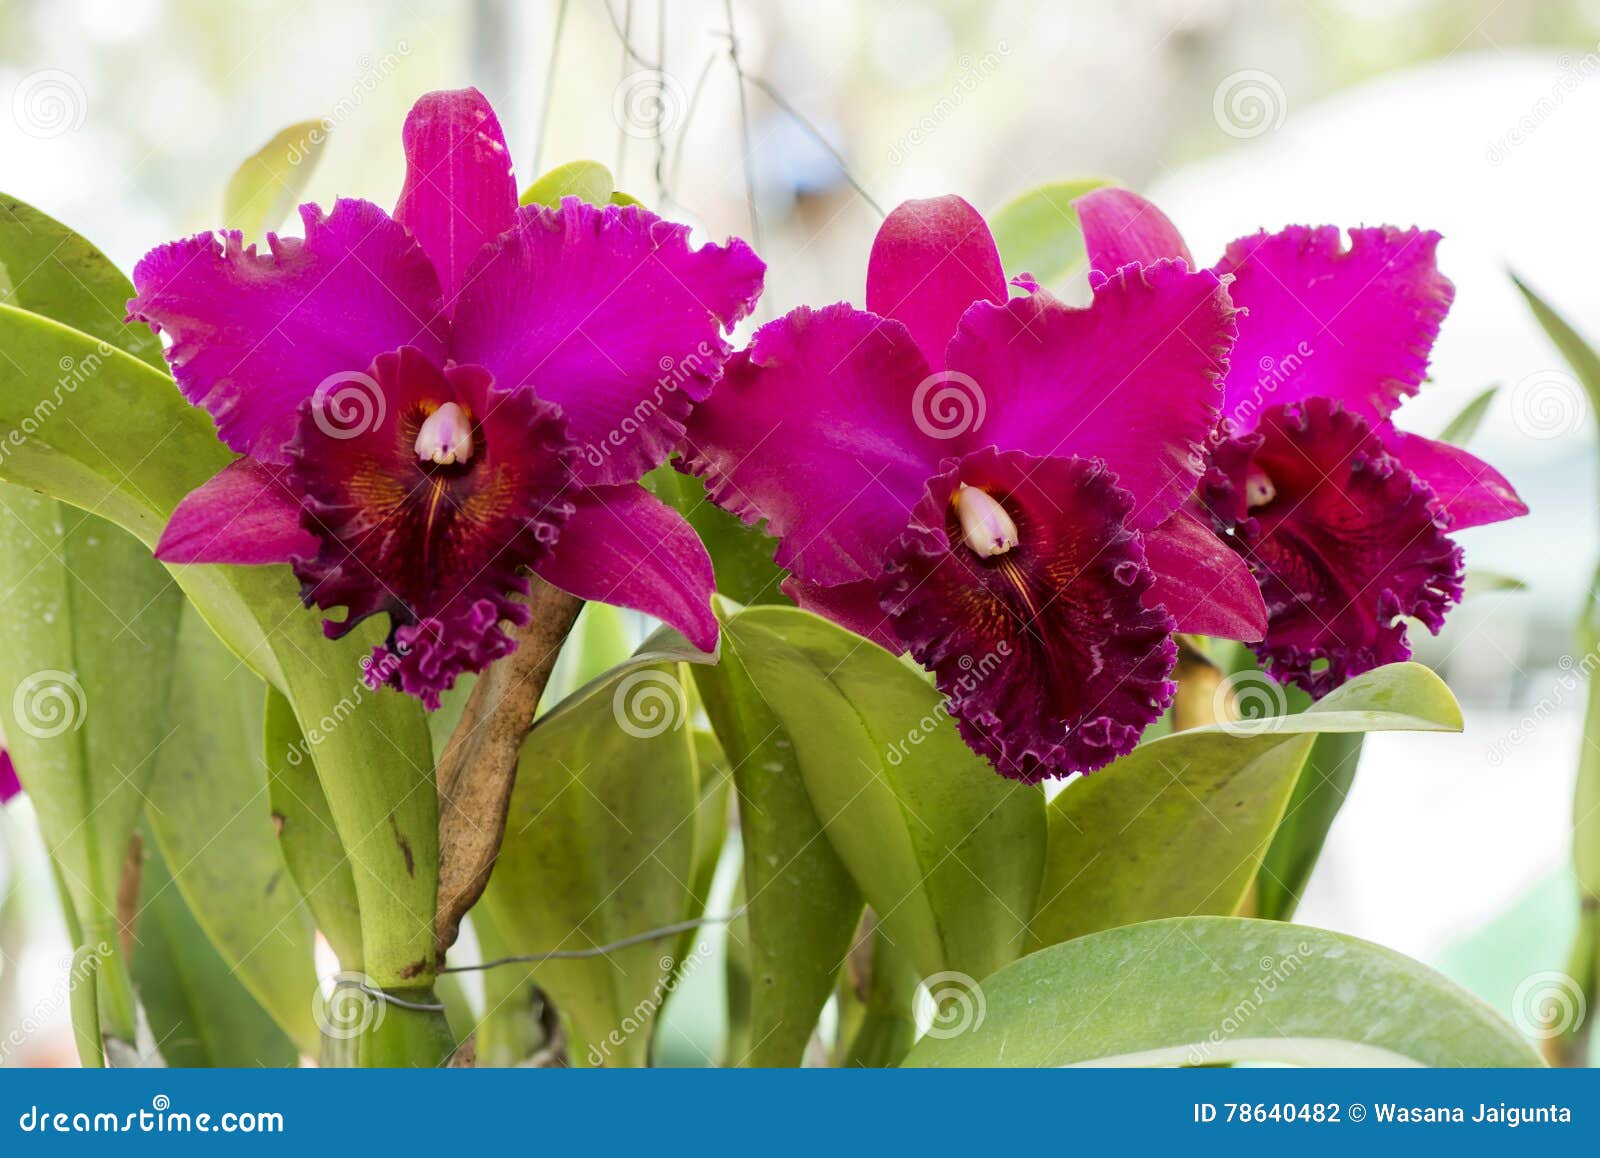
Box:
1074;187;1194;274
1214;225;1453;429
684;304;941;586
945;263;1236;529
451;198;764;486
1376;423;1528;531
128;199;447;463
532;483;718;653
1141;508;1267;641
865;195;1007;369
394;88;519;315
155;457;315;565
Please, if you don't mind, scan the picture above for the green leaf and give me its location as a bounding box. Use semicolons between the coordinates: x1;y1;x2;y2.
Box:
0;211;439;1000
1252;729;1363;921
519;160;615;208
902;916;1541;1067
644;465;789;605
481;630;715;1066
222;120;327;240
1513;272;1600;423
0;489;183;1044
1032;663;1461;946
690;620;861;1066
130;834;300;1066
1437;384;1497;446
0;193;162;369
261;688;363;970
1464;569;1528;598
144;605;321;1053
709;602;1045;985
988;177;1113;286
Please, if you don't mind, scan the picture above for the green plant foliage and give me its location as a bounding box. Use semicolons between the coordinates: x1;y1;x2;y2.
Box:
519;159;616;207
1033;663;1461;946
222;120;328;240
1437;384;1498;446
988;177;1113;285
904;917;1542;1068
481;630;717;1066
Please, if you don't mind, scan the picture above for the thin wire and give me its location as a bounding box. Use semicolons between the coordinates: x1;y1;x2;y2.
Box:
742;72;884;218
602;0;661;68
530;0;570;175
664;48;721;210
357;983;447;1012
723;0;763;257
441;907;748;974
616;0;634;178
653;0;668;208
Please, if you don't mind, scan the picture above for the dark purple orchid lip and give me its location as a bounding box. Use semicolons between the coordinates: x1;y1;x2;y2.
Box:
1202;397;1463;698
880;447;1179;781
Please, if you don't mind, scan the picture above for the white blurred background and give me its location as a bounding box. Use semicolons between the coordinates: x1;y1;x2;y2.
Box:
2;0;1598;1063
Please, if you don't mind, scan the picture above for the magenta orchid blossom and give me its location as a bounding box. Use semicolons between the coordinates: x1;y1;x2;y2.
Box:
128;88;764;707
1076;188;1527;696
0;748;19;805
685;196;1267;781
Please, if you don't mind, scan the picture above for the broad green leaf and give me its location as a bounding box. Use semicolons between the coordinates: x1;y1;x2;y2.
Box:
262;688;362;969
989;177;1113;286
519;160;615;207
0;277;438;998
144;605;320;1053
691;619;862;1066
0;193;162;369
1513;273;1600;422
223;120;327;239
482;630;715;1066
711;602;1045;985
470;904;550;1067
1437;384;1497;446
0;489;183;1045
673;729;731;968
1252;729;1363;921
1033;663;1461;947
903;917;1541;1067
130;834;300;1067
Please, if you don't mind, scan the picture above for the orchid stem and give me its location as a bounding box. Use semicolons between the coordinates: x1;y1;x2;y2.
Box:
1171;636;1230;733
